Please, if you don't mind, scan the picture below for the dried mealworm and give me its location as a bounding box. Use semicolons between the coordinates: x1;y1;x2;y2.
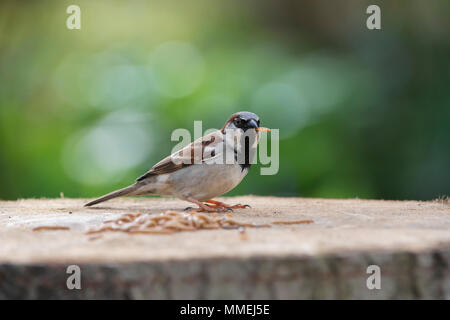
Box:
271;219;314;225
129;228;175;234
33;226;70;231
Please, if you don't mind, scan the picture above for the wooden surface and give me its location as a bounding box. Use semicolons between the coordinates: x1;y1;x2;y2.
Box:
0;196;449;299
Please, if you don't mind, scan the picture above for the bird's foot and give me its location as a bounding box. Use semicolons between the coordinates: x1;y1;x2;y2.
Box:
186;205;230;213
205;200;251;211
204;204;233;212
185;197;230;213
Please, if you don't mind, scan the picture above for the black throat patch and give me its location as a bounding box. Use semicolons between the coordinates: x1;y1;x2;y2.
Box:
235;135;253;172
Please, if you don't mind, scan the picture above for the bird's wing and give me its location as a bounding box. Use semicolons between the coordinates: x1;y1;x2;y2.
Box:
136;131;224;181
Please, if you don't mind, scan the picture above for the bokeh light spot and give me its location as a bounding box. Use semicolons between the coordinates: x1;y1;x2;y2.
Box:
251;82;309;139
149;41;205;98
62;110;153;185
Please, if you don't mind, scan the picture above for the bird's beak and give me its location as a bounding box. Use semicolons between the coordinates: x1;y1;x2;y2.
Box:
256;127;271;132
247;119;259;129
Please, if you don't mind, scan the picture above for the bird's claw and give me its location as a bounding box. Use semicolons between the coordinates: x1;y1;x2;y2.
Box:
230;203;251;209
185;201;251;213
204;204;232;213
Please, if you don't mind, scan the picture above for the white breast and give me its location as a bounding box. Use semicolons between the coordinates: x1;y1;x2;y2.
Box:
166;163;248;201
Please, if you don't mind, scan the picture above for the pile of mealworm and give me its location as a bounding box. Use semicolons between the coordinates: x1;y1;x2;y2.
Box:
85;211;313;235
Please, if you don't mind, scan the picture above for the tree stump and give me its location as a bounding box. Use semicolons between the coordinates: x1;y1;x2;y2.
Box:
0;196;449;299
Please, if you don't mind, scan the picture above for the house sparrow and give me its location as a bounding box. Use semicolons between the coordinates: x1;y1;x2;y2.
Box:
85;111;270;212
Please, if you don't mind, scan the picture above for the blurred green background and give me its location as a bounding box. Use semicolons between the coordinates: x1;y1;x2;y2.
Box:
0;0;449;201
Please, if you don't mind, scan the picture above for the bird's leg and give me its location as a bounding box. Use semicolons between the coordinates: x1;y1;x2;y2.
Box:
205;199;251;210
186;197;229;213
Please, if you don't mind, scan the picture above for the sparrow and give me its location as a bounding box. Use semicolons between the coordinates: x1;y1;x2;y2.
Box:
85;111;271;212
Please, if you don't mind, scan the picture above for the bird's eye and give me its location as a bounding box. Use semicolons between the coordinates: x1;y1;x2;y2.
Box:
234;118;242;126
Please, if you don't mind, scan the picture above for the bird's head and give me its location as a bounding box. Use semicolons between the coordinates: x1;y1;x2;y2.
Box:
220;111;271;166
221;111;270;134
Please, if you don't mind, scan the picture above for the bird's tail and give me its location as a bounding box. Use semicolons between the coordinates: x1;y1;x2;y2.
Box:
84;184;140;207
